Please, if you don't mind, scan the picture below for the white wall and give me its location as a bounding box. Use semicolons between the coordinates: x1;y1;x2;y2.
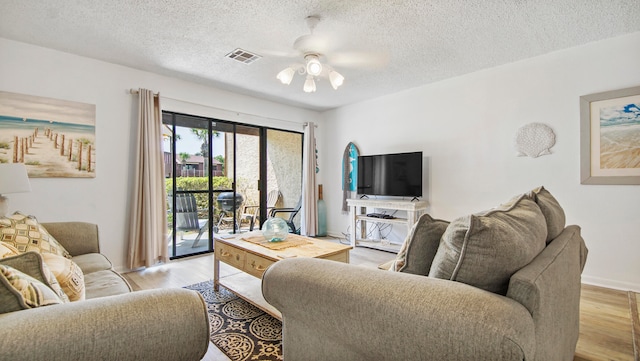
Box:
0;37;320;272
320;32;640;291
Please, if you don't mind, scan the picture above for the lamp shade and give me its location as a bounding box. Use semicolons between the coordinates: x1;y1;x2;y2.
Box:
329;70;344;90
303;76;316;93
0;164;31;195
276;67;295;85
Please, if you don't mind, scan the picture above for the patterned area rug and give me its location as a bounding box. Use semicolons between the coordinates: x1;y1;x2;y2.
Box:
185;280;283;361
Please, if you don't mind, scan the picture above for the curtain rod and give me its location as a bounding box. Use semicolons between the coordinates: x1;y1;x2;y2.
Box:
128;88;158;96
127;88;313;128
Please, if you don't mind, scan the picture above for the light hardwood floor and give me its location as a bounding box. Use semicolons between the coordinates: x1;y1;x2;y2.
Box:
123;239;639;361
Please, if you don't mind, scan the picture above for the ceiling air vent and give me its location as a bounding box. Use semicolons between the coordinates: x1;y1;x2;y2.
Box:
225;48;261;64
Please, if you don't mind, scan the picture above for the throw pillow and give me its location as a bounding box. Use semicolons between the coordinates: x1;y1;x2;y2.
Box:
0;264;65;313
526;186;566;243
0;212;71;258
1;242;20;258
0;251;70;306
42;253;85;302
428;194;547;295
390;214;449;275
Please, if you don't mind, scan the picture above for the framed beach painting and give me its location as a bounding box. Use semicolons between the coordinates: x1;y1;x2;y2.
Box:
580;86;640;185
0;91;96;178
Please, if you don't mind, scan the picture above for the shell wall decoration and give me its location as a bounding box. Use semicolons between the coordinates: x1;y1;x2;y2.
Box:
515;123;556;158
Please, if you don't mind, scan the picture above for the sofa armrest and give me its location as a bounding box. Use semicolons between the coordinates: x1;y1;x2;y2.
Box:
507;225;587;361
262;258;535;361
0;288;210;361
41;222;100;256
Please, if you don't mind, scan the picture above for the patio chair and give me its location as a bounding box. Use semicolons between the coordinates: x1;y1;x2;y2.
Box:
174;193;208;248
265;189;282;215
242;189;281;231
269;196;302;234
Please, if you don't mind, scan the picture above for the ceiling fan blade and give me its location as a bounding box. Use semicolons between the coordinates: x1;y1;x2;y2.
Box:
293;33;333;54
326;51;390;69
258;49;299;58
258;34;333;60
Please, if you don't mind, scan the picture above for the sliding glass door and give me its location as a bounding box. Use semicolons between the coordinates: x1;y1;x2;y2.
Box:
163;111;303;259
163;113;216;259
265;129;303;233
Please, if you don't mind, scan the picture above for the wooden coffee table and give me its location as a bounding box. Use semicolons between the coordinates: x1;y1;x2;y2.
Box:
213;231;352;319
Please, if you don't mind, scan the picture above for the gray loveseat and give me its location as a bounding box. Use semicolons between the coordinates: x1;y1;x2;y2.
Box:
263;187;588;361
0;222;210;361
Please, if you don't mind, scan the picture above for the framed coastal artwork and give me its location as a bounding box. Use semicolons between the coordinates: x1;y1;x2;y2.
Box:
580;86;640;185
0;91;96;178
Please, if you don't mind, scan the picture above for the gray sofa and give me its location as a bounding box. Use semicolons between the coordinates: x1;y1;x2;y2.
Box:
263;188;588;361
0;222;210;361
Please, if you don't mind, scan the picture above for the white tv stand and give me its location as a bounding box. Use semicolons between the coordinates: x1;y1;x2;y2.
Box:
347;198;429;253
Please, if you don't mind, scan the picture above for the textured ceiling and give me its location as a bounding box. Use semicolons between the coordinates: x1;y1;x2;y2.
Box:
1;1;639;111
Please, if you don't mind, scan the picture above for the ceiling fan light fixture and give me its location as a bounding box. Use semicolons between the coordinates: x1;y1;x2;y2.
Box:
305;55;322;76
274;17;347;93
276;67;295;85
329;70;344;89
303;75;316;93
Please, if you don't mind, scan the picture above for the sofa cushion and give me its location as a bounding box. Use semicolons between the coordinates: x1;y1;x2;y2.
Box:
0;251;69;302
526;186;566;243
0;263;66;312
0;212;71;258
390;214;449;275
83;270;132;299
1;242;20;258
42;253;85;302
429;194;547;295
72;253;114;275
0;252;71;313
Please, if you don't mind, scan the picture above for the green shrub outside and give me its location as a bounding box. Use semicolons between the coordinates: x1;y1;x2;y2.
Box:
166;176;233;222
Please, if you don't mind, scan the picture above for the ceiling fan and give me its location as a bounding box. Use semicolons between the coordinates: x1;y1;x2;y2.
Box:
273;15;386;93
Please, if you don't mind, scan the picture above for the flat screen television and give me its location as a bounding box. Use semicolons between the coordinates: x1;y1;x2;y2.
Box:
357;151;423;198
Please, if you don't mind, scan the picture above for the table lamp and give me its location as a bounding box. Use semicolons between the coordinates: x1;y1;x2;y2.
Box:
0;163;32;217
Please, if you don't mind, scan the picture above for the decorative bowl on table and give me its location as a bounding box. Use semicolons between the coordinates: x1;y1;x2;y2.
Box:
262;217;289;242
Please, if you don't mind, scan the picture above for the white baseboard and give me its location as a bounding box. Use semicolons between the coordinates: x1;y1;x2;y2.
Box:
581;275;640;293
327;230;350;242
114;265;132;274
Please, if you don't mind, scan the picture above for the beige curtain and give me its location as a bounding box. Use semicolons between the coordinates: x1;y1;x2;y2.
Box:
127;88;168;269
300;122;317;236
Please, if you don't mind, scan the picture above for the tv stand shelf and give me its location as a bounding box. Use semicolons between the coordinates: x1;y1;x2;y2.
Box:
347;198;429;253
356;215;407;225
